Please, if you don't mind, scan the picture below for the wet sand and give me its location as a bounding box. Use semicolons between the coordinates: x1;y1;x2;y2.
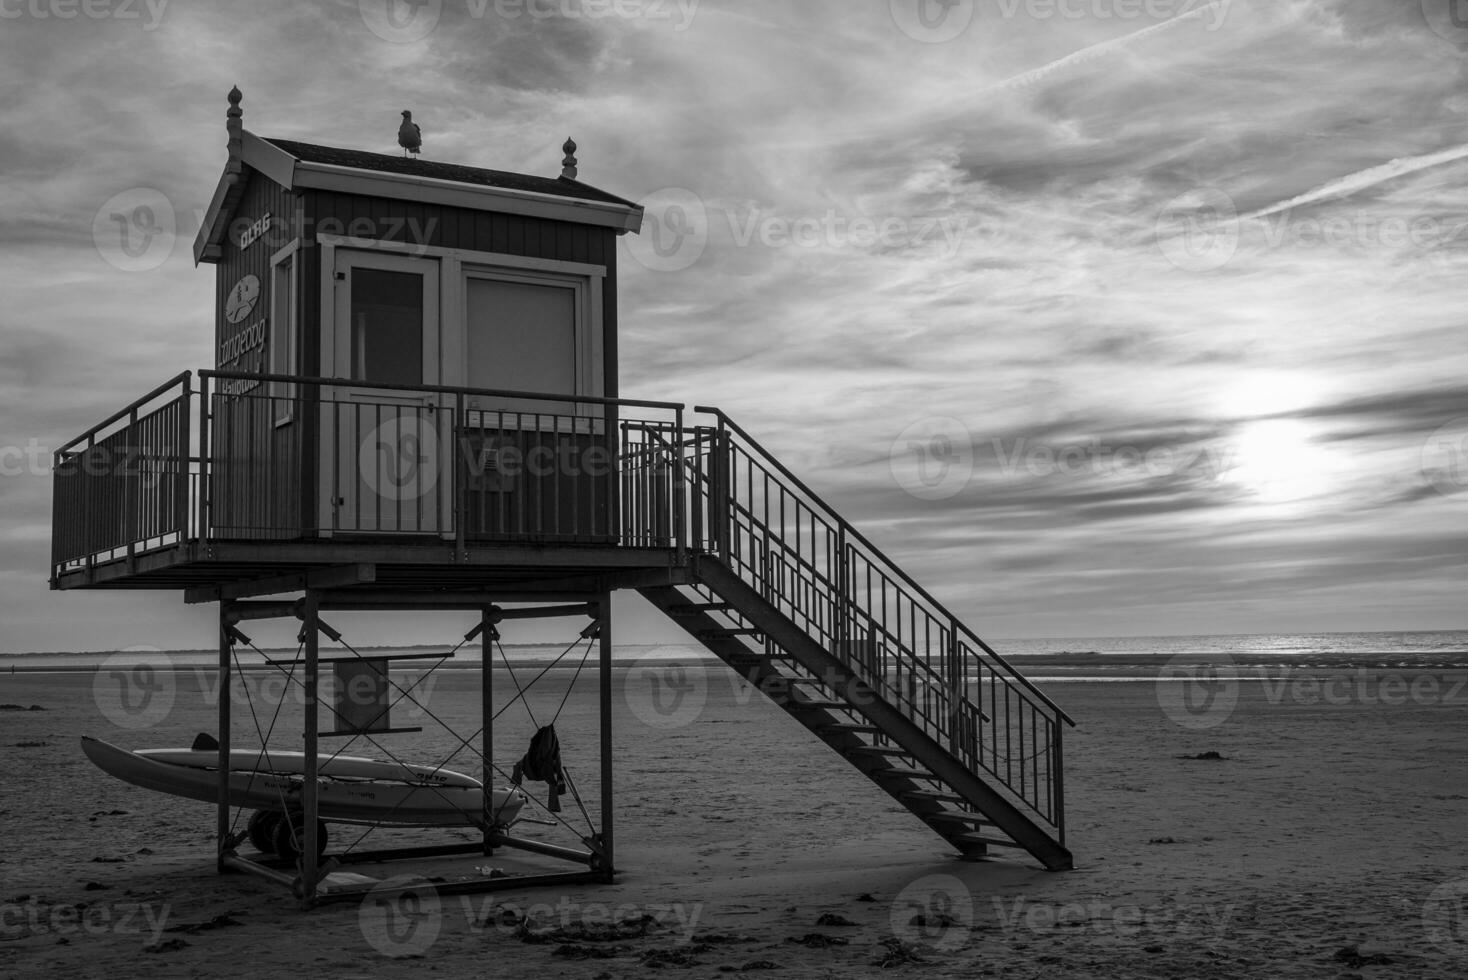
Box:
2;663;1466;978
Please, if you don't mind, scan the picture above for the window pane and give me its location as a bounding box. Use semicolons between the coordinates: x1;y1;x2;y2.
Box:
351;268;423;385
271;256;294;376
466;279;576;395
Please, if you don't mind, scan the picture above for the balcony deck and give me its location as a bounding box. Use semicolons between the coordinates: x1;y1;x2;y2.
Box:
51;371;706;598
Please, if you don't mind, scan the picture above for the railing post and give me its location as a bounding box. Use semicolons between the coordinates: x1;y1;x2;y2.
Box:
712;420;731;566
947;618;961;756
672;408;687;563
833;525;848;664
454;391;466;557
691;426;706;551
198;374;213;545
177;374;192;542
1052;718;1065;844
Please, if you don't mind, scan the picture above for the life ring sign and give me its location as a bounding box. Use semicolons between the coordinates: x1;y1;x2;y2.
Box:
359;414;441;505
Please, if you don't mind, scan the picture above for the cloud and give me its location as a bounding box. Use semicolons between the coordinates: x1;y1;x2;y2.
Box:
4;0;1468;648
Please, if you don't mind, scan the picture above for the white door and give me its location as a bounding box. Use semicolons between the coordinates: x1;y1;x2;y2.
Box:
327;249;444;533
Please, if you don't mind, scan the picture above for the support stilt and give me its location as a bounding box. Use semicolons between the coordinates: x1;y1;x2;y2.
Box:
300;589;320;907
481;605;494;856
597;590;614;878
216;605;231;872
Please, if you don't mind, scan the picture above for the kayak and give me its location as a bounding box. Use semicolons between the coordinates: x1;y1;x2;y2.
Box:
80;735;527;827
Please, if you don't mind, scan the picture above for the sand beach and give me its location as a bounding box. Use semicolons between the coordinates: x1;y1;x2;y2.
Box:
1;656;1466;979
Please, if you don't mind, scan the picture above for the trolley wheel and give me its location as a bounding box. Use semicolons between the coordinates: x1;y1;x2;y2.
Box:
270;813;328;861
246;810;283;855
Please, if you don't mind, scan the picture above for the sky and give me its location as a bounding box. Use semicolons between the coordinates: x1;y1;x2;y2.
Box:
2;0;1466;653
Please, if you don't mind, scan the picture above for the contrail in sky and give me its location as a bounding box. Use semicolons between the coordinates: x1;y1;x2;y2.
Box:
1243;143;1468;220
985;0;1231;94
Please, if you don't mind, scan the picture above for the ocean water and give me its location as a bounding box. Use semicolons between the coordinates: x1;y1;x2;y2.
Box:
991;629;1468;660
2;630;1465;673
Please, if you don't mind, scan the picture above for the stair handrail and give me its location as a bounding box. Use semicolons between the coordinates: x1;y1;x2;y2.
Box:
694;405;1075;728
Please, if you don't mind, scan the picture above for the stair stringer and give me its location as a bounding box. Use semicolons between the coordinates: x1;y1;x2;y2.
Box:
645;556;1074;871
637;584;996;845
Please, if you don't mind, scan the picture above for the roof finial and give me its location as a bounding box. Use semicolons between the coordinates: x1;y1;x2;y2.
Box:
225;86;244;185
561;137;578;180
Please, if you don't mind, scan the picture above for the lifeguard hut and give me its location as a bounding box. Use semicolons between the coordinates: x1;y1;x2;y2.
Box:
51;90;1074;907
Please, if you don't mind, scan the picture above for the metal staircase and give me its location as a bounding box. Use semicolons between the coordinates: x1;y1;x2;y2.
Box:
642;410;1075;870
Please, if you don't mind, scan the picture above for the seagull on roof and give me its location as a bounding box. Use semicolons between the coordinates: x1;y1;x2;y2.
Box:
398;111;422;157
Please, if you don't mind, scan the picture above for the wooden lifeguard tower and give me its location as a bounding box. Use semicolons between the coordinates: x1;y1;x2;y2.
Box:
51;90;1074;906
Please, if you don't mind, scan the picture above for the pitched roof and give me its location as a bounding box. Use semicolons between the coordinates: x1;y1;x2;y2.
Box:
261;137;638;208
194;131;644;263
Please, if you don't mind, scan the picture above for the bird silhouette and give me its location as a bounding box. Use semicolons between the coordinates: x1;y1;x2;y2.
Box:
398;111;422;157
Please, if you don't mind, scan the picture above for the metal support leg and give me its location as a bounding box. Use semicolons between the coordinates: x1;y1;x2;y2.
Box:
300;589;320;908
481;605;495;856
597;591;614;879
216;604;232;872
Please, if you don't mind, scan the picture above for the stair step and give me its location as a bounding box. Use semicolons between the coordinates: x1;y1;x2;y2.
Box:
817;723;882;736
786;699;853;712
846;745;916;759
953;832;1022;849
669;603;733;615
900;789;969;805
698;627;763;638
870;766;936;781
926;811;991;826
